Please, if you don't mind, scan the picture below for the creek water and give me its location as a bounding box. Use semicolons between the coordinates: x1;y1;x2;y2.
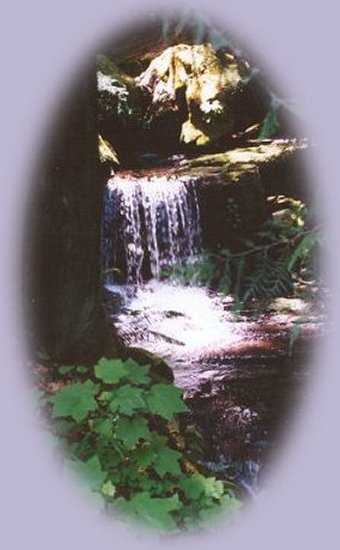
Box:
102;171;320;498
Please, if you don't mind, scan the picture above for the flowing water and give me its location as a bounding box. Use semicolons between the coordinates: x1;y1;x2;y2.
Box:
101;171;320;497
102;174;201;284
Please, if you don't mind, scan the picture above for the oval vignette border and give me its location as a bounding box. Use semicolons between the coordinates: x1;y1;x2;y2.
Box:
1;1;339;550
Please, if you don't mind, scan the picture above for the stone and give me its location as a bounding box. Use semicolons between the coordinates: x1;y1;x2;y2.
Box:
136;43;266;148
98;135;119;171
175;140;309;247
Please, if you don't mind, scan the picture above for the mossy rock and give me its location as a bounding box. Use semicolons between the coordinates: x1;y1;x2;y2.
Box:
136;43;267;148
97;54;134;87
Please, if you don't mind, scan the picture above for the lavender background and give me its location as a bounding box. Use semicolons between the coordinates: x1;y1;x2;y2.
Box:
1;0;339;548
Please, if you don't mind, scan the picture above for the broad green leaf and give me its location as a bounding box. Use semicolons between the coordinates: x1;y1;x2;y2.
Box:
50;381;97;422
180;474;206;500
94;358;128;384
201;477;224;499
92;418;114;445
145;384;188;420
69;455;107;491
181;474;224;500
115;416;151;447
123;359;151;386
134;445;157;468
119;492;181;531
153;445;182;477
109;385;146;416
101;480;116;498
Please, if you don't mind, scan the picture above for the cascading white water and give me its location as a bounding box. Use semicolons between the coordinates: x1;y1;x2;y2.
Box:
100;171;303;494
102;174;201;285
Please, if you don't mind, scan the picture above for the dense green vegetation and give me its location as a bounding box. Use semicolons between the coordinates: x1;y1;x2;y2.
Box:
40;357;240;533
172;196;321;306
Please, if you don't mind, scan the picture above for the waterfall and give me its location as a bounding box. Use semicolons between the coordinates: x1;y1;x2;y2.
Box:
102;173;201;285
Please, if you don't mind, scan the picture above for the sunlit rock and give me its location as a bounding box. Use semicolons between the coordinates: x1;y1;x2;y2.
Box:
98;135;119;177
136;43;266;147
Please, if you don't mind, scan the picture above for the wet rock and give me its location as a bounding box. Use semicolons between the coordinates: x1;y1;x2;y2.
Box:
136;43;267;148
176;140;309;246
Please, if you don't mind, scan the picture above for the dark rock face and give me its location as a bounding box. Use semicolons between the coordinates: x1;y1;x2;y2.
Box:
196;169;267;248
178;140;309;247
97;65;147;166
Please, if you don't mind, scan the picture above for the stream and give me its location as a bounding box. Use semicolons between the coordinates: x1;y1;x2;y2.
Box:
101;170;323;498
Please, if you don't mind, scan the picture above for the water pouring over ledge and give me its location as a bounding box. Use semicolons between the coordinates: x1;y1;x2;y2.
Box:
101;170;319;493
102;174;201;285
101;172;247;387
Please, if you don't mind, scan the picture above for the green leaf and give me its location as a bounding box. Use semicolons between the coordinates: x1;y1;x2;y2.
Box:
69;455;107;491
123;358;151;385
180;474;224;501
92;418;114;445
134;445;157;468
145;384;188;420
201;477;224;499
153;445;182;477
119;492;181;531
115;416;151;447
101;480;116;498
109;385;146;416
50;381;97;422
94;358;128;384
180;474;206;500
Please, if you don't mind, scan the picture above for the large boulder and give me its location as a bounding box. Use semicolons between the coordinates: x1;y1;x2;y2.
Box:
176;140;309;247
136;43;267;148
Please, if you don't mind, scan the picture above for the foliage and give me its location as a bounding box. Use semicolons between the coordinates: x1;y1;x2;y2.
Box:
257;92;301;140
173;196;321;303
46;357;240;533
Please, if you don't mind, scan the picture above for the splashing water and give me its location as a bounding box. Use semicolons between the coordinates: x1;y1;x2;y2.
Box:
101;170;315;496
109;280;245;389
102;174;201;284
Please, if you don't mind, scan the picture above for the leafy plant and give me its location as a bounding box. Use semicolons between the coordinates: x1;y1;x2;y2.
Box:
173;197;321;303
45;357;240;533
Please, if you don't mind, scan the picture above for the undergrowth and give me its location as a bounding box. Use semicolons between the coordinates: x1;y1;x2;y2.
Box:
39;357;240;533
172;196;321;305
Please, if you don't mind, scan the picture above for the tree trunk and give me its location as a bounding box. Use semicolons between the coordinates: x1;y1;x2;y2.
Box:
27;67;114;364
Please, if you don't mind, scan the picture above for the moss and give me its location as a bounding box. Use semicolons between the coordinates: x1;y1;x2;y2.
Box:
136;43;254;147
97;54;134;87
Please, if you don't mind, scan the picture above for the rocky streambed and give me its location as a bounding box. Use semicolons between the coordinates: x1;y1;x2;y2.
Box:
103;280;325;496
